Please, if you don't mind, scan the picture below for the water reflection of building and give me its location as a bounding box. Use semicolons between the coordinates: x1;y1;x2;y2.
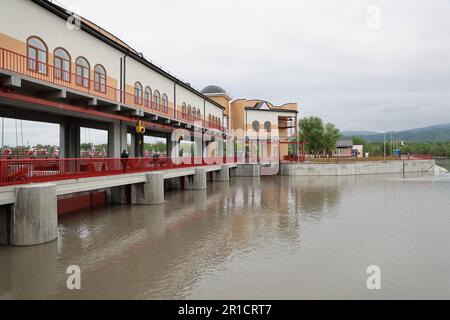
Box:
0;178;309;299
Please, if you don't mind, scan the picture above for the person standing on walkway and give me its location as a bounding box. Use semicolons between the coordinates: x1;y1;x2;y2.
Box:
121;149;129;173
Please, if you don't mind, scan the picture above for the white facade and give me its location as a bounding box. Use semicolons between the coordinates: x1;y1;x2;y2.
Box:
0;0;224;125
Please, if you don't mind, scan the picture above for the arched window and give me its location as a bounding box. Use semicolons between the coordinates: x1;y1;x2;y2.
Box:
94;64;106;93
187;105;192;120
134;82;143;105
144;86;152;108
182;103;187;118
192;107;196;119
197;109;201;119
27;36;48;74
162;94;168;113
75;57;90;88
153;90;161;110
208;114;212;125
54;47;70;82
252;121;260;132
264;121;271;132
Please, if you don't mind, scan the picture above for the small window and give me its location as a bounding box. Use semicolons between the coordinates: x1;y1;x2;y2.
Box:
208;114;212;125
252;121;260;132
182;103;187;117
145;87;152;108
94;64;106;93
192;107;196;119
264;121;271;132
162;94;168;113
153;90;161;110
27;36;48;74
134;82;143;105
54;48;70;82
75;57;90;88
187;105;192;119
197;110;201;119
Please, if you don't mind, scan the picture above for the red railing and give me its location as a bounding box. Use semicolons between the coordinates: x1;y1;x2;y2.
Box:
0;47;225;132
0;157;234;187
0;47;120;103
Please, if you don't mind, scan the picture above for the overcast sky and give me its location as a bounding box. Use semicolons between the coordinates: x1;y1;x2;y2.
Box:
3;0;450;146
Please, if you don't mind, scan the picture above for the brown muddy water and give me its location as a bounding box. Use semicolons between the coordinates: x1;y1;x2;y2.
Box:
1;172;449;299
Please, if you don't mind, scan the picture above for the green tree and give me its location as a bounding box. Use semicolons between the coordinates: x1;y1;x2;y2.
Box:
298;116;325;156
352;136;367;147
323;123;342;156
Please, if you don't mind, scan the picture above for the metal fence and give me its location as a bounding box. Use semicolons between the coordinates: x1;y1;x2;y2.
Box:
0;157;235;187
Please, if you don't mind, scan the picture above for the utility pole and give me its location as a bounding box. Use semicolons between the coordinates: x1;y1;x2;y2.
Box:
383;131;386;162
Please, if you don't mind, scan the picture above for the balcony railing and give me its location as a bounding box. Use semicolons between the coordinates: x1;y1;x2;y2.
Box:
278;121;295;129
0;47;225;132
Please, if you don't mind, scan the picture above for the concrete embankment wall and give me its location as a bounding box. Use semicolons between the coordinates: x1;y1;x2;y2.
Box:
280;160;436;176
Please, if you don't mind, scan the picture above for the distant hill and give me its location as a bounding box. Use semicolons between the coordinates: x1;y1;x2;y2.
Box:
342;124;450;142
341;130;380;137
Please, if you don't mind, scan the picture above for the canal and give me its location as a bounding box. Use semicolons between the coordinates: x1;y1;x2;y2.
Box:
0;171;449;299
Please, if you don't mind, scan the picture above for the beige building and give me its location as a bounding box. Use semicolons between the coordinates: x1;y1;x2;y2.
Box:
201;85;299;162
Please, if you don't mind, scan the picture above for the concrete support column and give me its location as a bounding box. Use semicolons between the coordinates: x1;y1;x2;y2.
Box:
129;132;136;157
11;184;58;246
0;205;11;245
60;121;80;158
232;164;261;177
108;121;127;158
131;172;165;205
165;177;183;190
108;185;128;204
193;133;203;160
217;139;224;158
213;165;230;182
146;173;165;205
166;132;174;158
135;133;144;158
184;167;207;190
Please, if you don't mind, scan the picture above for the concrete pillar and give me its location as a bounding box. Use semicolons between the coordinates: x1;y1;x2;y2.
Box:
0;205;11;245
217;139;224;158
184;167;207;190
232;164;261;177
146;173;165;205
129;131;136;157
167;133;174;158
108;121;127;158
135;133;144;158
193;132;203;161
131;173;165;205
213;165;230;182
108;185;128;204
60;122;80;158
165;177;183;190
11;184;58;246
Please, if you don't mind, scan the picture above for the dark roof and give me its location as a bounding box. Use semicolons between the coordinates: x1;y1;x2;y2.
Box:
244;107;298;114
253;101;271;110
201;85;227;95
31;0;224;110
336;139;354;148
